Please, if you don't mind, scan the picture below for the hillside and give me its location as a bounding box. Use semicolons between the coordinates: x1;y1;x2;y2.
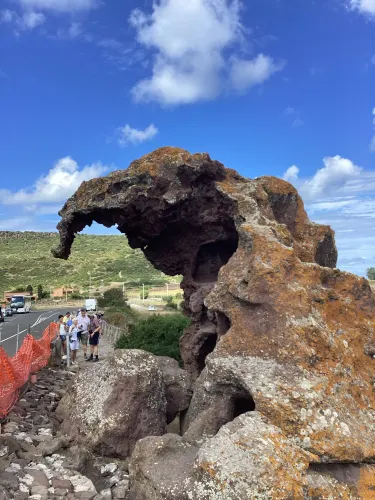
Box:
0;231;171;297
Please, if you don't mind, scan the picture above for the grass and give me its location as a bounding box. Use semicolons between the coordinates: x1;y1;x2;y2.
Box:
0;231;174;298
115;313;191;363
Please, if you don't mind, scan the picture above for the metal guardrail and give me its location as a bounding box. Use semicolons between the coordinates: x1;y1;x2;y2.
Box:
101;320;128;345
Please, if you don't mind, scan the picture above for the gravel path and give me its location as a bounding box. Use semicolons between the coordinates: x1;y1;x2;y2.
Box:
0;333;129;500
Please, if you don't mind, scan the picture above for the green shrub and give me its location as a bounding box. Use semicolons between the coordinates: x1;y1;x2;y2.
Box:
98;287;127;308
115;313;191;363
105;306;138;328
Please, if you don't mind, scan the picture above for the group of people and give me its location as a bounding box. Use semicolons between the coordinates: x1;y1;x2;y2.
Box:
57;308;104;363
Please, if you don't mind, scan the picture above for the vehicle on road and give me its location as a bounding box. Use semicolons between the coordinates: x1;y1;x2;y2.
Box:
85;298;97;311
4;306;13;316
10;295;32;313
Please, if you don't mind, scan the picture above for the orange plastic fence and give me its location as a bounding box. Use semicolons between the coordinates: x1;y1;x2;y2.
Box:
0;322;58;418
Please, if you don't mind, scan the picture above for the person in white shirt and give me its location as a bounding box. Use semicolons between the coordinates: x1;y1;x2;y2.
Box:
68;318;79;363
77;308;90;359
57;314;67;355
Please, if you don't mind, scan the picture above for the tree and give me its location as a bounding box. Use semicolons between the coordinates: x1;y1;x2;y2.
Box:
367;268;375;280
14;285;26;292
26;285;33;294
37;284;43;300
98;288;127;308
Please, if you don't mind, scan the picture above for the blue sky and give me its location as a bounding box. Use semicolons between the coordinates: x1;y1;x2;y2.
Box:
0;0;375;276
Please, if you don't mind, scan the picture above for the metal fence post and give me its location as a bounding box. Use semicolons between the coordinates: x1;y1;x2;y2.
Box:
66;328;70;368
16;325;20;352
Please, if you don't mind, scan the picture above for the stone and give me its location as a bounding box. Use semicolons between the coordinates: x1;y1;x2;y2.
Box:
54;488;68;497
156;357;192;424
57;350;167;458
52;147;375;495
112;481;129;499
0;446;8;458
30;484;48;499
52;478;73;491
128;434;198;499
101;463;118;476
24;468;50;488
69;475;97;495
36;438;62;456
99;489;112;500
2;422;19;434
63;445;91;471
0;470;19;490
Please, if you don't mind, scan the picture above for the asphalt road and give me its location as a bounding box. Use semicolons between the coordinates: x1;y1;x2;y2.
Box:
0;308;67;357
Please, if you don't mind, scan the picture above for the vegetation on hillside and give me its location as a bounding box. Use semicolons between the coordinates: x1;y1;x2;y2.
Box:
115;313;190;363
0;231;171;298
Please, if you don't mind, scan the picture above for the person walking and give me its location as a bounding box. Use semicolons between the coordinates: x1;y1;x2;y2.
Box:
77;308;90;359
68;318;79;364
86;312;101;362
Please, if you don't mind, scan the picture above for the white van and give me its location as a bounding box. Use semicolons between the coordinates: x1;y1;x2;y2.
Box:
85;298;97;311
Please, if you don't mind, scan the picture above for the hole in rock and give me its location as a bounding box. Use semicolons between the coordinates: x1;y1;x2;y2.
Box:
216;312;231;337
232;395;256;419
197;333;218;372
193;237;238;284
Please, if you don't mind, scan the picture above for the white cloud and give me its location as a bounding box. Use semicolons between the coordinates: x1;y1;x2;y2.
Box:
230;54;285;91
349;0;375;17
129;0;284;105
117;124;158;147
1;9;15;23
371;54;375;64
21;11;45;29
283;165;299;183
0;8;45;30
284;156;362;201
292;118;304;128
17;0;98;13
0;157;109;205
57;22;82;39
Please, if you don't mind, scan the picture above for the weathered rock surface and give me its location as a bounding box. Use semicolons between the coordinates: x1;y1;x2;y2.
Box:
57;350;167;458
156;356;192;424
53;147;375;498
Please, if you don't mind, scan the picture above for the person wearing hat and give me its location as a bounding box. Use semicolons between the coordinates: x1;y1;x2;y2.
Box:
77;307;90;359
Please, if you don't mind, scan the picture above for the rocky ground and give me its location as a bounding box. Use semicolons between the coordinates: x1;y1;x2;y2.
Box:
0;337;130;500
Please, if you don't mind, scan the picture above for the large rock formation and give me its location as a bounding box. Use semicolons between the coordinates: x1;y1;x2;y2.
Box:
53;147;375;498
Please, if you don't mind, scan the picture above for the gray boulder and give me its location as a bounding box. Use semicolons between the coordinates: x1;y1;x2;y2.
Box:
156;357;192;424
57;350;167;458
128;413;315;500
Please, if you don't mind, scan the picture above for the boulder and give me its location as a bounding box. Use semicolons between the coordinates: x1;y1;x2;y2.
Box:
57;350;167;458
54;147;375;497
156;357;192;424
128;434;199;500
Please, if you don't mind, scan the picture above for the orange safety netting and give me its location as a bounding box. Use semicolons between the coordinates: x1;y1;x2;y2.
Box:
0;322;57;418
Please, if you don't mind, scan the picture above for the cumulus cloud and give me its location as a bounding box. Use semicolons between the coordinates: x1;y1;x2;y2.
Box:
297;156;362;201
17;0;98;13
57;22;82;39
129;0;284;105
230;54;285;91
0;156;109;206
283;165;299;183
349;0;375;17
117;124;158;147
